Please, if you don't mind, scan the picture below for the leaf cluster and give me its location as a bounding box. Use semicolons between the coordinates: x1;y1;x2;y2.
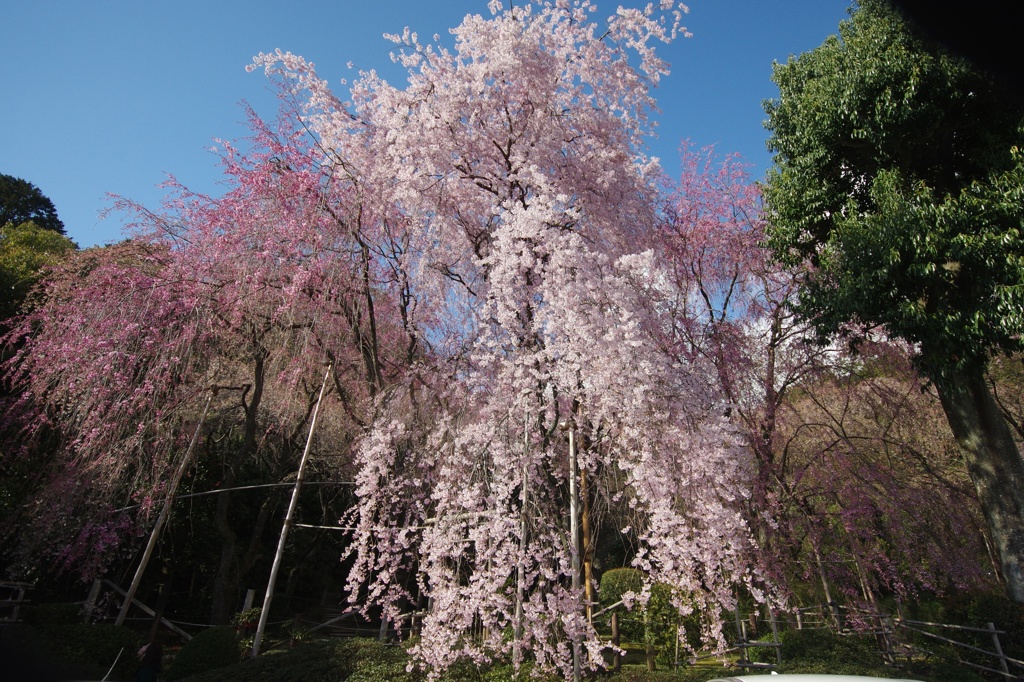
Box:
763;0;1024;377
166;626;242;680
0;173;65;235
0;220;76;320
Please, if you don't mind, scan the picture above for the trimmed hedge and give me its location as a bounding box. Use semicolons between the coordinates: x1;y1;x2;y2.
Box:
598;567;703;664
169;632;992;682
166;625;241;680
0;621;141;680
749;627;987;682
171;637;739;682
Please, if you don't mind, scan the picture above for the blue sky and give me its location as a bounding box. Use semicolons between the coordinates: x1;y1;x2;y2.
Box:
3;1;851;248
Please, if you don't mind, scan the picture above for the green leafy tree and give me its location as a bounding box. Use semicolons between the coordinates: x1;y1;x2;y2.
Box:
0;220;76;320
0;174;65;235
763;0;1024;601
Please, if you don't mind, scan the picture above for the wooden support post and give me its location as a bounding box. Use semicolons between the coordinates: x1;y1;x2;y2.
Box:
674;624;681;670
811;543;840;630
611;612;621;673
768;604;781;665
83;580;102;623
645;605;657;672
514;410;529;656
242;589;255;613
251;365;331;657
116;393;213;627
148;568;173;642
561;422;582;682
735;605;747;665
989;622;1011;678
580;463;594;627
103;580;191;641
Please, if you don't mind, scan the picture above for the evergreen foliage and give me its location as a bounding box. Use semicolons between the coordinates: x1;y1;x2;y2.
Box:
763;0;1024;602
166;626;241;680
0;174;65;235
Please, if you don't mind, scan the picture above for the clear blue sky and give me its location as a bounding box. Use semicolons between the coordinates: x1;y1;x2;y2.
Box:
2;1;851;248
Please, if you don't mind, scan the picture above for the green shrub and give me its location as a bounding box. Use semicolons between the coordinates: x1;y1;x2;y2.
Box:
598;567;704;665
766;627;880;663
614;668;733;682
173;639;337;682
904;659;987;682
600;568;646;642
21;601;81;626
50;623;142;671
601;568;646;605
173;638;398;682
2;622;141;680
166;625;241;680
775;659;897;677
346;639;418;682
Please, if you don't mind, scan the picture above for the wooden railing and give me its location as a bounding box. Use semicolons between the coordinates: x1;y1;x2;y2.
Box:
895;618;1023;679
0;582;33;623
732;603;1023;680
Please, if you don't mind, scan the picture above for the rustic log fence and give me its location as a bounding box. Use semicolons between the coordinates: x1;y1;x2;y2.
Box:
894;618;1023;679
0;582;33;623
730;602;1023;680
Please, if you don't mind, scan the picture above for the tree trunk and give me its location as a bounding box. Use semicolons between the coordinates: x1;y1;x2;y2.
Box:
211;344;267;624
210;488;239;625
932;364;1024;602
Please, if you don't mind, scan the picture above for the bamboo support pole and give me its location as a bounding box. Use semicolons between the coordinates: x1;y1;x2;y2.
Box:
989;622;1011;678
768;604;781;665
115;392;213;627
514;409;529;651
104;580;192;640
563;422;582;682
251;365;331;657
580;462;594;627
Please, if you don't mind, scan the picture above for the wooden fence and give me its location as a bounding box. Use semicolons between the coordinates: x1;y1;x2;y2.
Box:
732;602;1024;679
894;618;1024;679
0;582;33;623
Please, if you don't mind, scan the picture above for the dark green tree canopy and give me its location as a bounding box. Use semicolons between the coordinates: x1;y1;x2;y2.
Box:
0;220;77;320
0;174;65;236
764;0;1024;605
763;0;1024;379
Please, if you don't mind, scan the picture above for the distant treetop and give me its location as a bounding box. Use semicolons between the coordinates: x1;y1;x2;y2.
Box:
0;173;65;235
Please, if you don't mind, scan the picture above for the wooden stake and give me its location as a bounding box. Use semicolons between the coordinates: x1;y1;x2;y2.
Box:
580;462;594;627
514;409;529;650
251;365;331;657
115;392;213;626
612;612;621;673
563;422;582;682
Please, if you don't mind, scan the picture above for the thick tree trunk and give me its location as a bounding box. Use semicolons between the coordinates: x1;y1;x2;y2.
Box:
211;344;267;624
932;364;1024;602
210;487;239;625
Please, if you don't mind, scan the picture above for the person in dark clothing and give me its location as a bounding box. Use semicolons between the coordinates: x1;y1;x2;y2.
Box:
133;642;162;682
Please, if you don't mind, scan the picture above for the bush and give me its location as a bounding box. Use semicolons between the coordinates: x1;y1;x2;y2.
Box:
746;626;988;682
172;637;556;682
21;601;81;626
166;625;241;680
173;638;391;682
346;639;416;682
600;568;646;642
613;668;736;682
598;568;703;665
0;621;141;680
51;623;142;673
750;627;880;664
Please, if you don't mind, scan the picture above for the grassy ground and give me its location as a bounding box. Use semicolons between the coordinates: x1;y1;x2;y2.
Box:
0;615;994;682
169;635;988;682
